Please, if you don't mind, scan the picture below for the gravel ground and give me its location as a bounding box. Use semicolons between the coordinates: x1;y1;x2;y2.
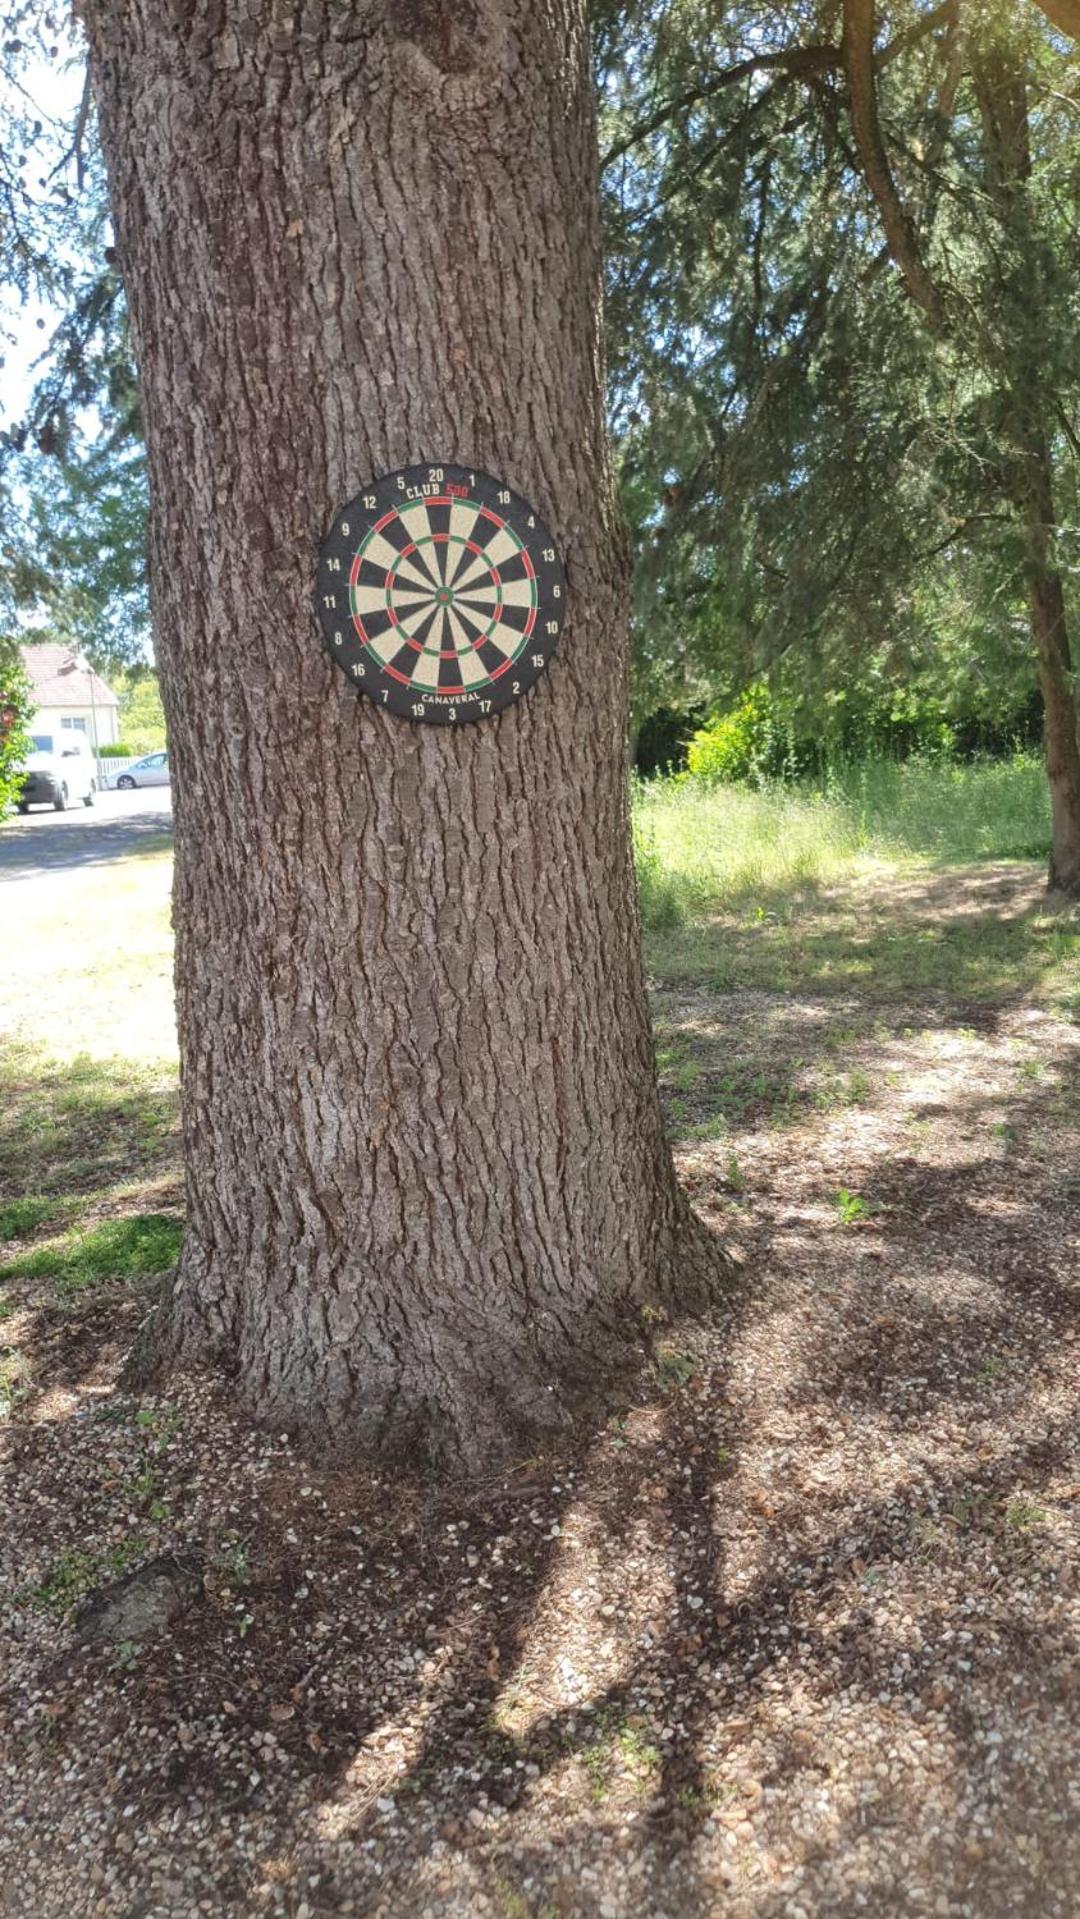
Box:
1;988;1078;1918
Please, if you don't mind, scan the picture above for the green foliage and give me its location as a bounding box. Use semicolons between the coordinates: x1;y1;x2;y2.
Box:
678;654;1041;791
0;1195;54;1241
0;1212;182;1295
833;1189;881;1226
599;0;1080;845
0;654;33;821
686;683;779;784
634;702;704;777
634;754;1053;936
634;761;1078;1006
655;1346;696;1387
9;432;149;673
114;670;166;753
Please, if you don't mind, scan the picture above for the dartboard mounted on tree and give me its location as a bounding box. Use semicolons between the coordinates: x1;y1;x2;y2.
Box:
316;464;567;725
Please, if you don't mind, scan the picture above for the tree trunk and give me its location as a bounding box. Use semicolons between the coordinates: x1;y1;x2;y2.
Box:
79;0;716;1470
974;48;1080;897
1019;425;1080;894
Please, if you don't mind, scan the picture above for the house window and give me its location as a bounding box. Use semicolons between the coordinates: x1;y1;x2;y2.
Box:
61;715;88;732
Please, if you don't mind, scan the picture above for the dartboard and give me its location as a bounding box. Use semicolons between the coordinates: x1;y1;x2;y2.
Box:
316;463;566;725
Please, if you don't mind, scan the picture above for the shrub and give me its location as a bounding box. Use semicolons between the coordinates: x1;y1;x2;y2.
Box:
686;682;782;784
0;657;33;821
684;672;1026;789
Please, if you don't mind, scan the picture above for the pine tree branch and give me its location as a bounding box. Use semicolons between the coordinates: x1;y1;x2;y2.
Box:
915;513;1013;560
842;0;945;325
601;2;956;172
601;45;839;172
47;68;92;194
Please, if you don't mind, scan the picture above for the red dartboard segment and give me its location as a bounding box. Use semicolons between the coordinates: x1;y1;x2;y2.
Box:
316;463;566;727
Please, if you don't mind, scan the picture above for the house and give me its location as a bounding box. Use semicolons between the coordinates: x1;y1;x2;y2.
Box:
21;644;120;752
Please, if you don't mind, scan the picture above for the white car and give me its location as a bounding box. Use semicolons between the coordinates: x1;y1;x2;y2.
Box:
17;733;96;812
111;751;170;790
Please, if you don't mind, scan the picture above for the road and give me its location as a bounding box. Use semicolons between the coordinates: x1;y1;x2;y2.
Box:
0;786;173;882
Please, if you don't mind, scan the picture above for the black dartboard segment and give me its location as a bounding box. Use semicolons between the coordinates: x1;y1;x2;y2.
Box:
316;464;567;725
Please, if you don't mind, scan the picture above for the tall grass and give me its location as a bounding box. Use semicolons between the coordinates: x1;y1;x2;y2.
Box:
633;753;1050;931
827;753;1050;863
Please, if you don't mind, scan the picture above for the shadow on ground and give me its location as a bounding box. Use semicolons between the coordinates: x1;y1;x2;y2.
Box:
0;807;173;880
2;1034;1078;1915
2;858;1078;1916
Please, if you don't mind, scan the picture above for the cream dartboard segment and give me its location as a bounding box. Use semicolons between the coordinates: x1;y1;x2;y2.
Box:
316;463;567;724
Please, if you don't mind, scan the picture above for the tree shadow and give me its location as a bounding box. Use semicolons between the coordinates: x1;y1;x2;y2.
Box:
3;969;1078;1913
0;806;172;879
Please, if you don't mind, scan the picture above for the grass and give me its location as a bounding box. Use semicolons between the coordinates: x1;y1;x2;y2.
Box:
0;1195;55;1241
2;845;174;1064
0;1044;182;1367
634;754;1052;911
0;1213;182;1296
0;749;1074;1405
635;756;1080;1005
27;1534;149;1619
0;1047;178;1203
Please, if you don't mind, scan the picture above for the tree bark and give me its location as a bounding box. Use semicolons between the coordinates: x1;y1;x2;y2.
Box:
1028;439;1080;894
79;0;718;1471
974;49;1080;896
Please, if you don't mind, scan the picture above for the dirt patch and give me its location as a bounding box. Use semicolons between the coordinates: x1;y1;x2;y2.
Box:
1;891;1079;1915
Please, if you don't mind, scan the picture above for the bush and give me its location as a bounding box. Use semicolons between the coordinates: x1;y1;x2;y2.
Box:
98;742;134;758
0;657;33;821
684;671;1035;789
686;682;796;784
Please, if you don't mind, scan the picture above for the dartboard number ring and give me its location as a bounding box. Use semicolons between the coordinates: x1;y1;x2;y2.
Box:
316;463;567;725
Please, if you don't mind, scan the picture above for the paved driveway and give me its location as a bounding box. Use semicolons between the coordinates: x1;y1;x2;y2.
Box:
0;787;173;882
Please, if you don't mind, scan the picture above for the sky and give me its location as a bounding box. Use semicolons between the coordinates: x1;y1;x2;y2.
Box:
1;40;90;424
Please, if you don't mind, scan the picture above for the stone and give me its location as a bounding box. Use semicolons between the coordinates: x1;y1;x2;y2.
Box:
76;1552;204;1647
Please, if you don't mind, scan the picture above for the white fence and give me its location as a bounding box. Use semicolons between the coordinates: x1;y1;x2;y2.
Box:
95;756;160;786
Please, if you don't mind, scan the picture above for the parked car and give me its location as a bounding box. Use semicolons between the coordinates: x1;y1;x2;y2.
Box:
110;751;170;790
17;733;96;812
